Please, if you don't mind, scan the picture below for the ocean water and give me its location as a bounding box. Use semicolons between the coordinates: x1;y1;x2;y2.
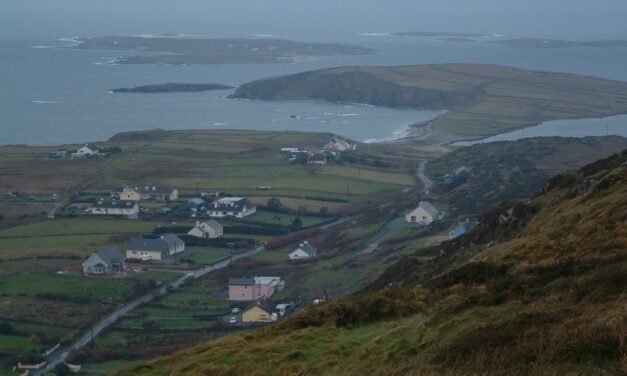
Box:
454;114;627;146
2;35;627;146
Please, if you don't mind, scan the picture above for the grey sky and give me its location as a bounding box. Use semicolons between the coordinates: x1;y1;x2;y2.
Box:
1;0;626;41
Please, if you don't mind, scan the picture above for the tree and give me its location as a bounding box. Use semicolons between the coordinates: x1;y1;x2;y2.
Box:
267;197;282;210
293;153;308;165
291;217;303;230
53;363;71;376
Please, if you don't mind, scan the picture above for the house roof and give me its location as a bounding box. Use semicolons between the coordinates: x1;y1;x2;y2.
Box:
162;234;184;249
229;278;255;286
294;241;317;257
189;198;205;205
199;219;222;232
254;276;283;287
93;199;137;209
418;201;439;217
245;298;274;314
211;197;255;212
86;246;124;266
127;237;168;253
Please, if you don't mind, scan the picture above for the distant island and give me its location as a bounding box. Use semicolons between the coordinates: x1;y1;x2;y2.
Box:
73;36;373;65
111;83;234;93
492;38;627;48
231;63;627;138
393;31;491;37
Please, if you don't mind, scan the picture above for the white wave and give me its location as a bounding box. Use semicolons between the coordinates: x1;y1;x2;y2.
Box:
359;32;393;37
213;122;228;126
31;45;53;49
31;100;57;104
337;113;360;117
254;34;275;37
58;37;82;43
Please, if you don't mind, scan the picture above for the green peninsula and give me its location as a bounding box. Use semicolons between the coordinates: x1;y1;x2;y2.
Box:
231;63;627;138
111;83;233;93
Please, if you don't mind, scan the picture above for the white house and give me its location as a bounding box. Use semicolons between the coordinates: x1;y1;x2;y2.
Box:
111;186;141;201
405;201;439;225
71;145;99;159
126;234;185;261
188;220;223;239
288;241;318;260
208;197;257;218
90;200;139;218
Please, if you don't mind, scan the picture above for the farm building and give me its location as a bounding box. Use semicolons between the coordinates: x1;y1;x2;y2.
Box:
448;219;474;239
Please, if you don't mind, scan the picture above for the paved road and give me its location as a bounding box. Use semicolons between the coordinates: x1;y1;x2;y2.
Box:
359;217;408;254
417;160;433;193
37;245;265;375
46;203;63;219
36;217;353;374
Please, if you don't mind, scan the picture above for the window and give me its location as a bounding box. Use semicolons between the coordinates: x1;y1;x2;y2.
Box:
411;216;416;222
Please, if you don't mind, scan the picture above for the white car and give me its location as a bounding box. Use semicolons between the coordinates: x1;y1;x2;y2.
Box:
231;307;240;314
229;316;237;324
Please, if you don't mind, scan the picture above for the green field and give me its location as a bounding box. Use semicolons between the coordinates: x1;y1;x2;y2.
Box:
246;211;329;227
0;273;137;300
0;218;173;259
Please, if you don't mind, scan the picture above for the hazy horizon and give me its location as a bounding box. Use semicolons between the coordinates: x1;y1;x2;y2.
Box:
2;0;627;41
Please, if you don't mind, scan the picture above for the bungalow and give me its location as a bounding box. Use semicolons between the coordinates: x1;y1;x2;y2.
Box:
448;219;474;240
82;246;125;275
242;299;276;323
188;220;223;239
126;234;185;261
135;185;179;201
208;197;257;218
111;186;141;201
405;201;439;225
288;241;318;260
228;276;283;301
90;199;139;218
71;144;99;159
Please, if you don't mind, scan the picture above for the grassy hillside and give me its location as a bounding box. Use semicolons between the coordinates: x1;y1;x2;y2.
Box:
232;64;627;138
428;136;627;214
120;150;626;375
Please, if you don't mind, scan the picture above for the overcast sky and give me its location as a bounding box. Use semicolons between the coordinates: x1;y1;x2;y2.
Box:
2;0;626;41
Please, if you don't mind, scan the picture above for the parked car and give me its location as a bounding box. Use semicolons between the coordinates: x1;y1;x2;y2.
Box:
231;307;240;314
229;316;237;324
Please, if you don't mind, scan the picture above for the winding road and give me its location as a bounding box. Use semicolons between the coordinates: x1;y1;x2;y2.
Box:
36;217;352;374
417;160;433;192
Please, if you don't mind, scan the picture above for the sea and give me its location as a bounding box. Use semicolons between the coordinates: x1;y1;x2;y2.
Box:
2;34;627;146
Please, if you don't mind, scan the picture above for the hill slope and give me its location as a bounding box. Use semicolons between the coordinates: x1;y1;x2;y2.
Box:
120;150;626;375
232;64;627;138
